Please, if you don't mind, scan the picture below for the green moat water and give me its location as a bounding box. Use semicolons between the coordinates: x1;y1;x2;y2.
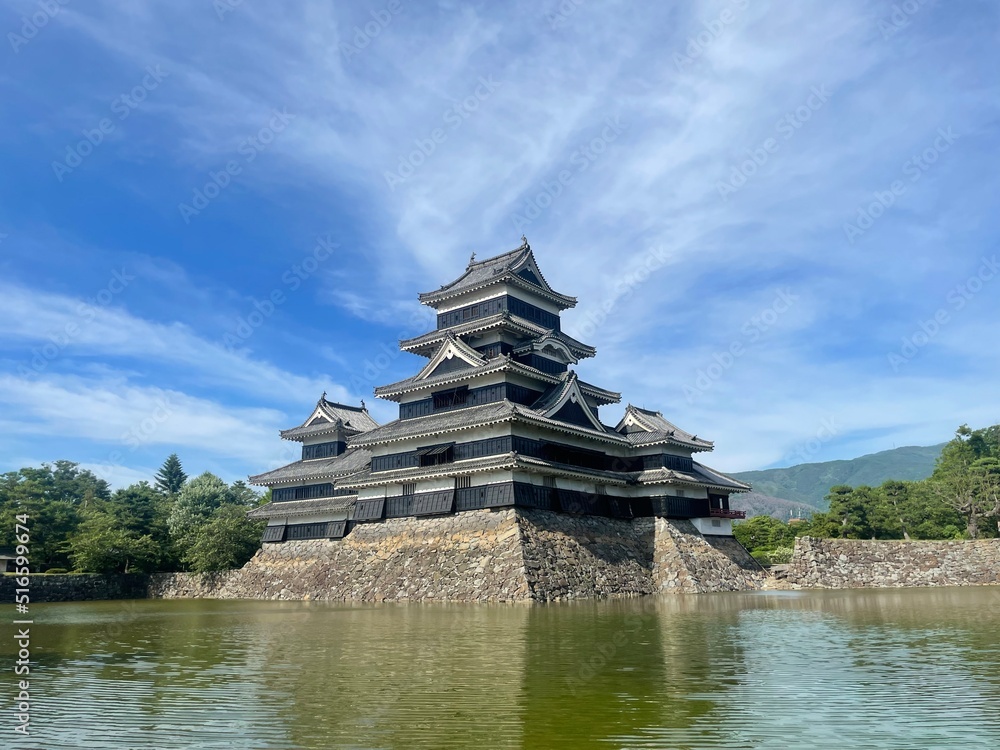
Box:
5;588;1000;749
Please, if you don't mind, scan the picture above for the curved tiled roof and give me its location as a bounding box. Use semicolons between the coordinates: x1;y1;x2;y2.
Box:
399;312;596;359
248;447;372;486
279;397;379;440
247;497;356;520
616;404;713;451
417;244;577;309
633;463;750;492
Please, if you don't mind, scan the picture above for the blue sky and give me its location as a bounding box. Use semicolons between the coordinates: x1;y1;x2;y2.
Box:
1;0;998;488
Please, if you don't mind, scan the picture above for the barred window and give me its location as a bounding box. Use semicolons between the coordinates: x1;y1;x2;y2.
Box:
456;476;471;489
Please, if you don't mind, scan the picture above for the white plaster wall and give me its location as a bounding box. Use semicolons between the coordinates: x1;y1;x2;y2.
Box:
691;517;733;536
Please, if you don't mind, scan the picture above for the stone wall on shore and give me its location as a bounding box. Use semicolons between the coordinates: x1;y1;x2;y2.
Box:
517;511;657;600
152;508;529;602
783;536;1000;588
149;509;764;602
0;573;148;602
653;519;767;593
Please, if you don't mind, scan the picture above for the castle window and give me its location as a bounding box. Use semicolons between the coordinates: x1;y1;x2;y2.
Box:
416;443;455;467
402;483;416;496
456;476;471;489
433;386;469;410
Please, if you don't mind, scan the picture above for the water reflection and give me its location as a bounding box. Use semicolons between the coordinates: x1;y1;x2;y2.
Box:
3;589;1000;749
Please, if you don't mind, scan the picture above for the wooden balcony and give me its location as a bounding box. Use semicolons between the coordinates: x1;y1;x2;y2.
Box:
710;508;746;519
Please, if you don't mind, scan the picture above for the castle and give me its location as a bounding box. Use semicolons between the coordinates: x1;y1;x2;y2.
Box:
247;241;749;546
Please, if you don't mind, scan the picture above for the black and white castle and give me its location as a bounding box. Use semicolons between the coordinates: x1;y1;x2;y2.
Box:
248;241;748;543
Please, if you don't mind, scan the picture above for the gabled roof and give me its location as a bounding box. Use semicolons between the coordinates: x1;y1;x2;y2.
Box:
279;395;379;440
248;447;372;486
513;332;579;364
417;242;577;310
410;334;488;381
615;404;713;451
399;312;596;359
531;372;607;432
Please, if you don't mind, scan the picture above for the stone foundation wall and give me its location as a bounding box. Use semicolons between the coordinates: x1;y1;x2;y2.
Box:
517;510;656;600
0;573;148;602
784;536;1000;588
653;519;767;593
149;510;764;602
151;508;529;602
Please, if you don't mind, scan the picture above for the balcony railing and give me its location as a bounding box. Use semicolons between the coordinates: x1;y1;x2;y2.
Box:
710;508;746;519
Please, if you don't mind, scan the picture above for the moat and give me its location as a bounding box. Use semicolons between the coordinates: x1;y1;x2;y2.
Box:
5;587;1000;749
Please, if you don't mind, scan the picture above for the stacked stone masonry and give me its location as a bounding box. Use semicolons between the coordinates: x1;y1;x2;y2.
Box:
782;536;1000;588
0;573;148;602
149;509;767;602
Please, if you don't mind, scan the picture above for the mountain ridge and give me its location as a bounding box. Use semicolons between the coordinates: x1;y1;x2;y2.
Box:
729;443;945;516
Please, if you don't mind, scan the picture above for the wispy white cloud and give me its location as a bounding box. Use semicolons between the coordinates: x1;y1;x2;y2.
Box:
2;0;999;481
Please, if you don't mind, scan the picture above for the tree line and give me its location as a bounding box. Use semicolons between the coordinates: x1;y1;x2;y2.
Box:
735;423;1000;565
0;454;266;574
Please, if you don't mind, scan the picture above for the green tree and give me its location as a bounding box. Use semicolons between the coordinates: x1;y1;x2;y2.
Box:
183;505;265;572
825;484;872;538
930;426;1000;538
734;515;793;552
69;511;160;574
168;472;231;541
0;461;109;570
68;482;171;573
168;474;264;569
154;453;187;496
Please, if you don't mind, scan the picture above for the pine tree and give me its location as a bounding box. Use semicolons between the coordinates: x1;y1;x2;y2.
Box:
154;453;187;495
